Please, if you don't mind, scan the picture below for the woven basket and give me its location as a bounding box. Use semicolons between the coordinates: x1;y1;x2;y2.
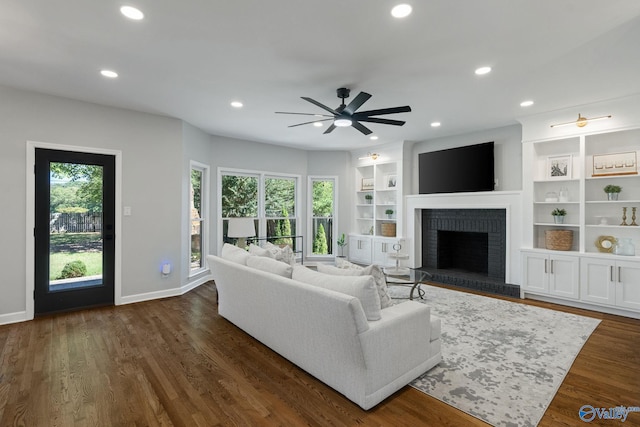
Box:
545;230;573;251
381;223;396;237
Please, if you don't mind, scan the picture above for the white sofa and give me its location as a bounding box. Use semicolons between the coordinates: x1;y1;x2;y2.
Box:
207;249;442;410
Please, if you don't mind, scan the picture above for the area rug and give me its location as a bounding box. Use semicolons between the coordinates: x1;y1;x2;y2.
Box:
387;284;601;427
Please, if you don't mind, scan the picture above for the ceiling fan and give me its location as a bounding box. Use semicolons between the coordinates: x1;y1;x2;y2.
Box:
276;88;411;135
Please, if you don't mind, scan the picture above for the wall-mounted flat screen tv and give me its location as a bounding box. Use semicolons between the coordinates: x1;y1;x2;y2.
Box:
419;142;495;194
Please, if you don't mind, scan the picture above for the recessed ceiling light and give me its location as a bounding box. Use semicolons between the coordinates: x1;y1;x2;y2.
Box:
313;122;323;127
120;6;144;20
475;66;492;75
370;135;379;140
391;4;412;18
230;101;243;108
431;122;441;127
520;100;534;107
100;69;118;78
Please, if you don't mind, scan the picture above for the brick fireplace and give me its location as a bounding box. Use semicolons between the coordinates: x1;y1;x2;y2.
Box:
422;209;518;296
405;191;523;297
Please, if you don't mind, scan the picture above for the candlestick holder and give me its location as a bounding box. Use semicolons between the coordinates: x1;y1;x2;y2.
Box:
620;207;628;226
631;207;638;226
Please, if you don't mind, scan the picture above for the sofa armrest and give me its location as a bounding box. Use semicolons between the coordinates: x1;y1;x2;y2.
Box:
359;301;433;393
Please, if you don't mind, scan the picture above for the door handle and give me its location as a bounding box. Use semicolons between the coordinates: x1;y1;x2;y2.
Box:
618;266;622;283
610;265;614;282
550;260;554;274
544;259;548;274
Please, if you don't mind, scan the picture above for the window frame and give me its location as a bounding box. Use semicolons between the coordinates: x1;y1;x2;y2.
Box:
218;167;301;254
307;175;338;260
189;161;209;277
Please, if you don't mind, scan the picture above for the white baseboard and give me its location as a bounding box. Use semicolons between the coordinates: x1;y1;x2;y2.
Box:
0;311;29;326
525;293;640;320
119;274;213;306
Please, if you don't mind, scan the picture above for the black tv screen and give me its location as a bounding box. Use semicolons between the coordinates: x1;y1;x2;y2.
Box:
419;142;495;194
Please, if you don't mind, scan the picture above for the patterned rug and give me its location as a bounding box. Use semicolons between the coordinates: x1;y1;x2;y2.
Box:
387;284;601;427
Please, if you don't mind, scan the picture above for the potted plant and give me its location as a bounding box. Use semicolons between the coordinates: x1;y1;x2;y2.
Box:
604;184;622;201
385;209;394;219
336;233;347;257
551;208;567;224
365;194;373;204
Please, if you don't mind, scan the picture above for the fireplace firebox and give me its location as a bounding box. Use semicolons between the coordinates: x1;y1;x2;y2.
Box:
421;209;519;297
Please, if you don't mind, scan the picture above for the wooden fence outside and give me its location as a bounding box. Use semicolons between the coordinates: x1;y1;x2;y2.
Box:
50;213;102;233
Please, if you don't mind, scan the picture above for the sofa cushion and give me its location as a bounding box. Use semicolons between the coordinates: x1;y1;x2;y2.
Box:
246;255;293;278
221;243;251;265
292;266;382;321
325;261;394;309
248;243;274;258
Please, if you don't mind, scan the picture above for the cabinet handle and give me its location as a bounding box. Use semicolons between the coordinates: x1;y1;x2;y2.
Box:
550;260;554;274
610;266;614;282
618;266;622;283
383;243;387;253
544;259;547;274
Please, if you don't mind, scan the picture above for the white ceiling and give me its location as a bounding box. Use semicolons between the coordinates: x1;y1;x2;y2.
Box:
2;1;640;150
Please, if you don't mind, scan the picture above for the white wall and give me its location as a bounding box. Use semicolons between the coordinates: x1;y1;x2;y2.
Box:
410;124;523;194
0;85;183;321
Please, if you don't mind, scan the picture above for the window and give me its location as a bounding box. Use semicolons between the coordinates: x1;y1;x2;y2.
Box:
309;177;336;257
221;172;258;245
190;162;209;274
220;169;299;254
265;176;296;245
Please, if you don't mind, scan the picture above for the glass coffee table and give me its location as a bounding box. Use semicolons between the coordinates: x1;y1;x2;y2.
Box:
383;268;432;300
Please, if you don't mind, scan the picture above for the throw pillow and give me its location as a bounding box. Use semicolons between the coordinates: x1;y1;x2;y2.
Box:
248;243;274;258
263;241;296;266
335;257;363;270
221;243;251;265
246;255;293;278
317;264;394;309
292;266;381;321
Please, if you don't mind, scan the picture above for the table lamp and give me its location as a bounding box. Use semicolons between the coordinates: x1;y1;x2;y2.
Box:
228;218;256;249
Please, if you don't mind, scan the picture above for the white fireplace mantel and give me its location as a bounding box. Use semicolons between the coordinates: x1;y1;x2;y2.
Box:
405;191;523;290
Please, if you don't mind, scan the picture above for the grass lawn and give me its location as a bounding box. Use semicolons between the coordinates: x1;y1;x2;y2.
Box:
49;232;103;280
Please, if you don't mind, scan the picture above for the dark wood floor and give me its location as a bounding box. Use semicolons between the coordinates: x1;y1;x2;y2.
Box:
1;281;639;427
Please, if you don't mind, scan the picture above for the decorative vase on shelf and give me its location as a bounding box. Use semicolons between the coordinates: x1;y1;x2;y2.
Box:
607;192;619;201
613;238;635;256
559;187;569;202
553;215;565;224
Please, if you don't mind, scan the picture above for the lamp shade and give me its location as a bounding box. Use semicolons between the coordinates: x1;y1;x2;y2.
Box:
227;218;256;238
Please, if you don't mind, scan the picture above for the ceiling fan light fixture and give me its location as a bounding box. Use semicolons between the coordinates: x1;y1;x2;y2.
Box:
334;118;352;127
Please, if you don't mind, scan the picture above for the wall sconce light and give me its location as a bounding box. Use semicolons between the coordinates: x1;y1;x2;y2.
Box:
550;113;612;128
358;152;380;160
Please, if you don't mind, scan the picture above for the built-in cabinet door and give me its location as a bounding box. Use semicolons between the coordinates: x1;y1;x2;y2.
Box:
548;255;580;299
580;258;616;306
522;252;549;293
372;238;393;266
349;236;372;265
615;260;640;311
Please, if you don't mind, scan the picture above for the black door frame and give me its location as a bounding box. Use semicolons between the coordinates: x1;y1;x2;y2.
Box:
27;142;121;319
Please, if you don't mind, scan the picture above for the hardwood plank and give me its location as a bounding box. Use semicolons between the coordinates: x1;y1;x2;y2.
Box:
0;281;638;426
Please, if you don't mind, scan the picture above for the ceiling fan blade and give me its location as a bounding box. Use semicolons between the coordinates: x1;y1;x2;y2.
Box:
301;97;339;115
343;92;372;115
357;117;406;126
288;118;334;128
276;111;333;117
354;105;412;117
351;120;373;135
323;123;337;134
